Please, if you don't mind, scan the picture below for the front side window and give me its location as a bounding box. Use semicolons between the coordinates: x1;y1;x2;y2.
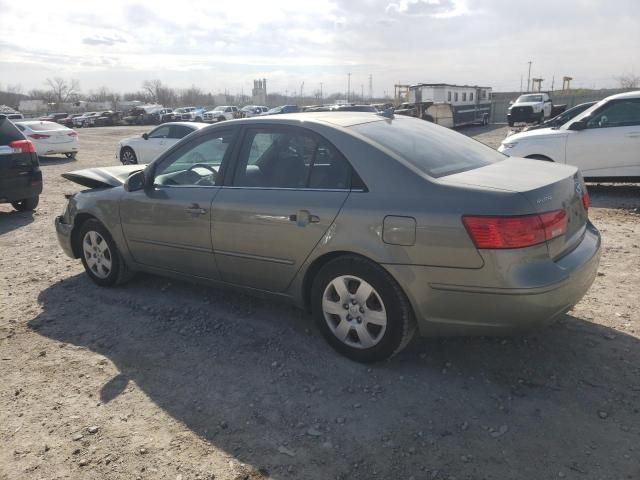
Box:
233;127;351;189
149;125;171;139
586;99;640;128
153;130;236;186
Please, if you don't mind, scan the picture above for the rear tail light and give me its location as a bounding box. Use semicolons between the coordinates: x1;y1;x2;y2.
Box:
9;139;36;154
582;189;590;211
28;133;51;139
463;209;567;249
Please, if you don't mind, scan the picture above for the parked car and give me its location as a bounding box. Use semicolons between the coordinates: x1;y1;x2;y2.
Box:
58;113;83;127
151;108;175;124
261;105;300;115
172;107;197;121
507;93;566;126
123;105;164;125
521;101;597;132
203;106;239;123
307;104;378;113
5;113;24;120
56;113;600;362
240;105;269;117
14;121;79;158
116;122;208;164
39;112;68;122
73;112;101;128
0;114;42;211
499;91;640;181
94;111;123;127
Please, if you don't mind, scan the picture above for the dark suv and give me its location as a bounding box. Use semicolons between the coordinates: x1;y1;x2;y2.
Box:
0;115;42;211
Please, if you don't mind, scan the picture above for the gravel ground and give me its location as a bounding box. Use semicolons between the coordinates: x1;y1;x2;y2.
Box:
1;124;639;480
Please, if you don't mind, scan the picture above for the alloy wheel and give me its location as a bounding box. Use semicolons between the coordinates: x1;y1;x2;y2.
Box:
322;275;387;349
82;230;113;279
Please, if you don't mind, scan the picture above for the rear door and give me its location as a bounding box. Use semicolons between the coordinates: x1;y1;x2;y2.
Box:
0;118;39;202
566;98;640;178
211;125;352;292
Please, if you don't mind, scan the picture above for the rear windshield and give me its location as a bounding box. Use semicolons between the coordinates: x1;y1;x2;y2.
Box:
25;121;65;131
350;117;504;178
0;118;26;145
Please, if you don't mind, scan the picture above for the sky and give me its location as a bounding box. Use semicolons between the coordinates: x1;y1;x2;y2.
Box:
0;0;638;97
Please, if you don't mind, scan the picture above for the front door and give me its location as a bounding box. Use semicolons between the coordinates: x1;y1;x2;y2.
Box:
211;126;352;292
120;129;238;279
565;98;640;178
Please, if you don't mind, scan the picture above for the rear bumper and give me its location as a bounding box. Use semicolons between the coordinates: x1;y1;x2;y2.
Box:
55;215;76;258
384;222;601;336
0;172;43;203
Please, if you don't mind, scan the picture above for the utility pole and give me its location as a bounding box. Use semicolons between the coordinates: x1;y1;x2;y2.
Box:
551;75;555;93
520;74;523;93
368;74;373;101
320;82;323;103
347;73;351;102
300;81;304;103
526;61;532;92
361;85;364;102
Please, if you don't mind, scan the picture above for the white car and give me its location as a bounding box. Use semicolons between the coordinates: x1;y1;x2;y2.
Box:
499;91;640;180
14;121;79;158
507;93;553;126
203;106;238;123
240;105;269;117
117;122;208;164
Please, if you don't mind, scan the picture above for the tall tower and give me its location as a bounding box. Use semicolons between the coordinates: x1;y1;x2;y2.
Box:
252;79;267;105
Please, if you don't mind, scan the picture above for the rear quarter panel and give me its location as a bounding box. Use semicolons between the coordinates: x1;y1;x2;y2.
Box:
510;133;568;163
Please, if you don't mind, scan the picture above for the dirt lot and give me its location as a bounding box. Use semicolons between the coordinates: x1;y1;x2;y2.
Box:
1;124;639;480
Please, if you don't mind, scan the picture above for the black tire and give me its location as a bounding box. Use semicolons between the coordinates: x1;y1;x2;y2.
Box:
538;112;545;124
195;117;203;122
77;219;133;287
65;152;77;159
11;196;39;212
218;116;225;122
526;154;554;162
422;114;434;123
311;255;416;363
483;114;490;126
120;147;138;165
508;119;514;127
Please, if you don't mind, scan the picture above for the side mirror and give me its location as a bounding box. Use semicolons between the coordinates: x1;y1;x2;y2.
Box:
509;100;514;105
142;133;149;140
569;118;588;131
124;170;146;192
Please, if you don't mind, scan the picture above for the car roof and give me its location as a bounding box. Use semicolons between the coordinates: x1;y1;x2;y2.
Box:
604;90;640;100
232;112;386;128
157;121;208;128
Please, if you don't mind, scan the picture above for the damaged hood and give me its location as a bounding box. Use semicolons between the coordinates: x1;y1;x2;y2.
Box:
62;165;146;189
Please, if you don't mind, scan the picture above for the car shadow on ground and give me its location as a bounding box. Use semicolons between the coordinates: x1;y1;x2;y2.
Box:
456;123;506;135
29;274;639;479
0;208;35;235
38;155;78;165
587;183;640;210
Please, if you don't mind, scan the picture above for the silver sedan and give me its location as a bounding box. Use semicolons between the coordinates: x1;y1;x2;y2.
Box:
55;113;601;362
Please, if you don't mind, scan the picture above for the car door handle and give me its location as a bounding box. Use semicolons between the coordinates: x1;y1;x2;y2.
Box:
289;210;319;227
185;204;207;215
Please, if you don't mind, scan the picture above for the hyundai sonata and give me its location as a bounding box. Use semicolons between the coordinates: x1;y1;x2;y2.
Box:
55;113;601;362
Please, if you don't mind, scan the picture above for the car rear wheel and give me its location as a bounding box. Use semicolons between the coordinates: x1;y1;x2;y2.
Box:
120;147;137;165
311;255;416;362
218;116;225;122
65;152;77;159
11;196;39;212
78;219;132;287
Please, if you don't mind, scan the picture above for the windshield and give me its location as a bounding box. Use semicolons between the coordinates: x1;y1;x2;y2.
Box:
517;95;543;103
351;117;503;178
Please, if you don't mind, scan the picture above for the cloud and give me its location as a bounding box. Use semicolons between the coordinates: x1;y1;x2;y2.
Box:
82;36;127;46
386;0;456;16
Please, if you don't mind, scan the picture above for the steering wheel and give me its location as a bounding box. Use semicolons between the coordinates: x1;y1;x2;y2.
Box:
187;163;217;175
186;163;218;186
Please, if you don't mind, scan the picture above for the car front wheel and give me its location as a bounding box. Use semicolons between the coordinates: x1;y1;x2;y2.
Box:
312;255;416;362
120;147;137;165
78;219;132;286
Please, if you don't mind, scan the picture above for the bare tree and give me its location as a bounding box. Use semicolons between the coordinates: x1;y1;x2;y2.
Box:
142;79;178;106
617;73;640;89
45;77;80;107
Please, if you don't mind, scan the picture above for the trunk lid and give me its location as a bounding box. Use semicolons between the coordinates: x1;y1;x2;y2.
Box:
441;158;588;258
62;165;145;189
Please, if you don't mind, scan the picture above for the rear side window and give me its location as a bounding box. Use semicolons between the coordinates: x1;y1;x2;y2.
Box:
169;125;194;139
0;118;25;146
351;117;504;178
